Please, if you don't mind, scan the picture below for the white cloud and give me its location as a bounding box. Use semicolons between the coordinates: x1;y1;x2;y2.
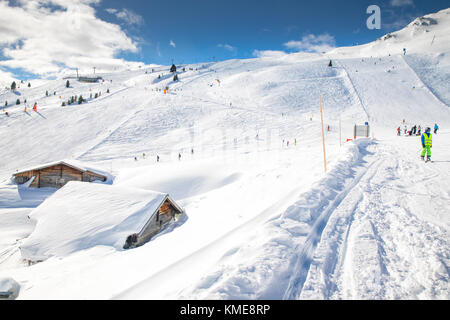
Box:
284;33;336;53
106;8;117;14
107;8;144;26
217;43;236;52
252;50;287;58
169;40;176;48
0;0;141;77
156;42;161;57
390;0;414;7
0;68;17;88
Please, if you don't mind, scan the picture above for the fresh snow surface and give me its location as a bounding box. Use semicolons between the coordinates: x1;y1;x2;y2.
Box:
0;8;449;300
20;182;172;262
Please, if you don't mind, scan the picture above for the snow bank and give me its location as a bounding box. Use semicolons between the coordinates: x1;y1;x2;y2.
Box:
0;277;20;300
20;182;171;261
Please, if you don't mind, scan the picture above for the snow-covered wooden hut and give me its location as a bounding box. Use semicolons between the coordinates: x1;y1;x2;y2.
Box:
12;160;112;189
20;182;184;263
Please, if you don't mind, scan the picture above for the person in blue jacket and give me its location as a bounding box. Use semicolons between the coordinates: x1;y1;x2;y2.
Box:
434;123;439;134
421;127;432;161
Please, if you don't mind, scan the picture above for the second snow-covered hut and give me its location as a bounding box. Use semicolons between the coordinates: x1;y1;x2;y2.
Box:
20;182;185;263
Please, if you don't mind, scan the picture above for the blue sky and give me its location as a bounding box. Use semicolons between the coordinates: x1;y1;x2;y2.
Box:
100;0;450;64
0;0;449;80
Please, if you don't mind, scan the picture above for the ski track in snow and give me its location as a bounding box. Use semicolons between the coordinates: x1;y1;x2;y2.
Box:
301;138;450;300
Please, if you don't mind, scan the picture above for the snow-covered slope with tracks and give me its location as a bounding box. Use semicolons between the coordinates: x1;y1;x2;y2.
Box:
0;8;449;300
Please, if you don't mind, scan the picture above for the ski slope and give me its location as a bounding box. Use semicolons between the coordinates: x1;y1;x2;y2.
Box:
0;8;449;300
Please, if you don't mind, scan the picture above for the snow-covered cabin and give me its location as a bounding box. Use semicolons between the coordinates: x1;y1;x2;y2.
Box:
20;182;184;263
12;160;112;188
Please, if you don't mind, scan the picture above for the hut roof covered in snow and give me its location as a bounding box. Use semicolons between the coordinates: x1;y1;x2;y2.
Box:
20;182;183;262
14;159;112;180
12;159;114;188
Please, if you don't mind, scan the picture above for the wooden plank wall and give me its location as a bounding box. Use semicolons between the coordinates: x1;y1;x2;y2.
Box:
15;164;83;188
14;165;106;188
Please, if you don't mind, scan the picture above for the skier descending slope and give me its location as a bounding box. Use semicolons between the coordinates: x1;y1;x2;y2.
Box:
421;127;433;162
434;123;439;134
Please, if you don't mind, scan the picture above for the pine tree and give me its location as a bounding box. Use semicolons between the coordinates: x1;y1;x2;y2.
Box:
66;80;70;88
106;89;110;93
46;90;48;96
173;74;179;81
328;60;332;67
11;81;16;91
170;64;177;73
28;83;31;88
16;99;20;105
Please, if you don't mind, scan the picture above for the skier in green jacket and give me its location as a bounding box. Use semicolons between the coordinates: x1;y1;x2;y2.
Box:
421;127;432;162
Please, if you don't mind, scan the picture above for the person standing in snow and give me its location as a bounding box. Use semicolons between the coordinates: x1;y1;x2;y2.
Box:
417;125;421;136
404;125;407;135
397;126;401;136
421;127;432;162
434;123;439;134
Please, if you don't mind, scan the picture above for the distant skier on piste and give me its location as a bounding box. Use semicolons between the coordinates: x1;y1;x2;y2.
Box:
421;127;432;162
434;123;439;134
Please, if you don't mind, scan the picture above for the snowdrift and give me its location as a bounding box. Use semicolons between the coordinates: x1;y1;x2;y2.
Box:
20;182;181;262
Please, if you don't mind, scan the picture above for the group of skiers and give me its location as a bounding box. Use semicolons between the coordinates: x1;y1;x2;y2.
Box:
397;123;439;137
24;103;38;113
397;122;439;162
134;148;195;163
398;124;422;136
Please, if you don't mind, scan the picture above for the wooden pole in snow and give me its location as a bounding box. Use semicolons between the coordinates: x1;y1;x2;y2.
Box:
320;95;327;173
